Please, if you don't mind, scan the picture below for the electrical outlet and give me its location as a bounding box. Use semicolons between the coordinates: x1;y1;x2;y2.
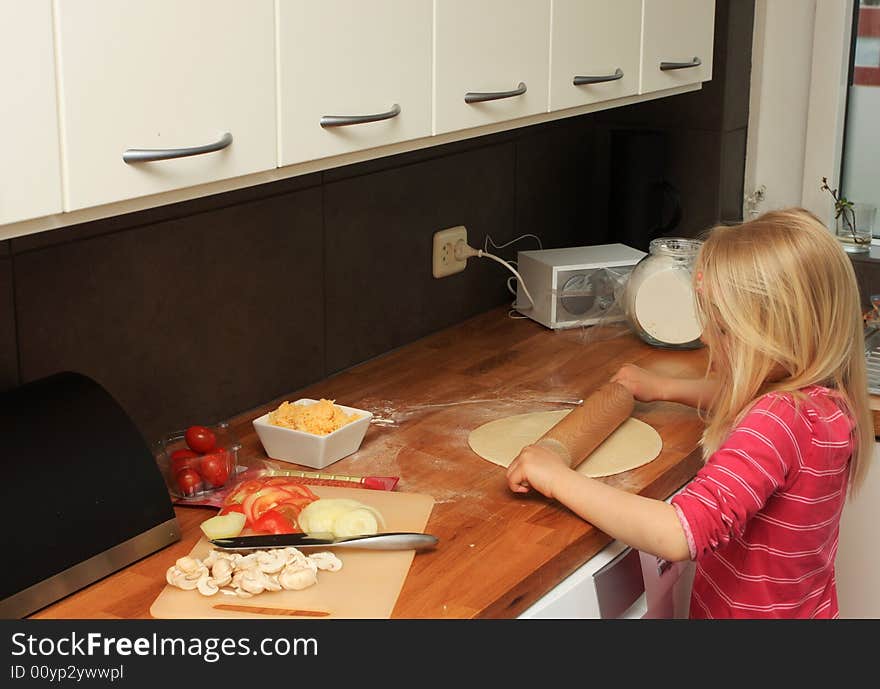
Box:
432;226;469;278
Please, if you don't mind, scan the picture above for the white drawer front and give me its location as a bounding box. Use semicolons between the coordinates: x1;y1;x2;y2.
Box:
641;0;715;94
56;0;277;211
433;0;551;135
277;0;432;167
549;0;641;112
0;0;62;224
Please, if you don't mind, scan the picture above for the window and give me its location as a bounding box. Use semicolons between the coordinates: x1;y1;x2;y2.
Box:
841;0;880;237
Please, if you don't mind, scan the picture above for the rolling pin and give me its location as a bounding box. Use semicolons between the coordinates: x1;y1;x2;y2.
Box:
533;381;634;468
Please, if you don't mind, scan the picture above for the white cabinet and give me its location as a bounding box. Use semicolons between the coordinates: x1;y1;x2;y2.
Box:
549;0;642;112
54;0;277;211
641;0;715;94
277;0;432;167
433;0;551;135
836;442;880;618
0;0;718;237
0;0;62;225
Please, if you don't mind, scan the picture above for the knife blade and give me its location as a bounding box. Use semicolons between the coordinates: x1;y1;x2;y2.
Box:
210;531;439;552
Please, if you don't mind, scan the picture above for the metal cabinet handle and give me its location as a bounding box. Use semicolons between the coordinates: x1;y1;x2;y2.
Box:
659;57;702;71
122;131;233;164
319;104;401;128
464;82;527;104
573;68;624;86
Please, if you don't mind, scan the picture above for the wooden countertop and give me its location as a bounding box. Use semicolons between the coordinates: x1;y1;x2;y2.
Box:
34;306;710;619
870;396;880;438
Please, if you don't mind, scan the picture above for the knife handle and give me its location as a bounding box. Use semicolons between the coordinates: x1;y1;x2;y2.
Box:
328;533;439;551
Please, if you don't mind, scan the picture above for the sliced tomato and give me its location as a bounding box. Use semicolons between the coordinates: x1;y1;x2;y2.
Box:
224;479;264;506
223;477;319;522
218;502;246;517
262;477;298;486
252;509;296;535
272;502;303;527
246;487;300;523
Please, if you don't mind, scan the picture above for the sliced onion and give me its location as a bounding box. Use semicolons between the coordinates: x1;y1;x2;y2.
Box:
297;498;385;537
200;512;246;540
333;508;380;538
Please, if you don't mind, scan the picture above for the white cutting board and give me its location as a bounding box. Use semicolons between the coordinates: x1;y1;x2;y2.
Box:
150;486;435;619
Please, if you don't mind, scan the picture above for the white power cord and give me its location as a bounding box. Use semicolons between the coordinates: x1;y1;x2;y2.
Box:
483;233;543;253
455;241;535;310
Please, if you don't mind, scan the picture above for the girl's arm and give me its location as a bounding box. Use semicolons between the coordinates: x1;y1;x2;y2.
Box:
611;363;719;409
507;445;691;563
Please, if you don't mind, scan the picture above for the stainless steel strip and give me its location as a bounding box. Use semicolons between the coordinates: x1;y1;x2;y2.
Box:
0;518;180;619
123;132;233;163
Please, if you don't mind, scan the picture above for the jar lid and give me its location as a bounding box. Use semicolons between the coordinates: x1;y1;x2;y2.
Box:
648;237;703;257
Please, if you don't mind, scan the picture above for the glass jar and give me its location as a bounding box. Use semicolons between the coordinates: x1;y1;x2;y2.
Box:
623;237;703;349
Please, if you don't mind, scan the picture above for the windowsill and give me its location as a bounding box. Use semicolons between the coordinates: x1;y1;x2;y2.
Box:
847;239;880;263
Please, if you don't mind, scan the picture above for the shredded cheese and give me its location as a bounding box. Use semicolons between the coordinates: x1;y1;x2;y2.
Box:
268;399;361;435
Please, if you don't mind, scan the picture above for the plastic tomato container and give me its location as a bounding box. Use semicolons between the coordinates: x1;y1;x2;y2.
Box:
252;399;372;469
154;422;241;498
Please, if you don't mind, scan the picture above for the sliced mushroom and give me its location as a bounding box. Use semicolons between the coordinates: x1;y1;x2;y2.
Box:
197;573;219;596
256;550;290;574
278;564;318;591
210;558;234;587
165;546;343;597
309;551;343;572
166;559;209;590
236;568;277;595
175;556;203;577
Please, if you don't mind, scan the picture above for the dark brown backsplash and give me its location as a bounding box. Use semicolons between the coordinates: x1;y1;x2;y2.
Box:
0;0;754;445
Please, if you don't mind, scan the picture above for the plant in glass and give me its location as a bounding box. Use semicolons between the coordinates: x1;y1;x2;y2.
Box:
820;177;870;249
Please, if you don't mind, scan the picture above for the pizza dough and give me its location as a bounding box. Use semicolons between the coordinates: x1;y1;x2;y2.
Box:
468;409;662;477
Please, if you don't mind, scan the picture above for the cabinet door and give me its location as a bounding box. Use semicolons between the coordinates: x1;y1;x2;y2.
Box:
549;0;642;112
55;0;276;211
0;0;62;225
641;0;715;94
434;0;551;135
277;0;432;167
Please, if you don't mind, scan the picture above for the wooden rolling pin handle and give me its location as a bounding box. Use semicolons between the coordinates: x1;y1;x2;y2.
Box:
534;381;634;469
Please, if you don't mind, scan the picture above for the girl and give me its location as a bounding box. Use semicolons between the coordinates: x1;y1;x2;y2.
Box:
506;208;873;619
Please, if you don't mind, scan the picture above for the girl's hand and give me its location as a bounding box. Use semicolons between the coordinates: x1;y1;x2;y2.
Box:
507;444;571;498
611;363;666;403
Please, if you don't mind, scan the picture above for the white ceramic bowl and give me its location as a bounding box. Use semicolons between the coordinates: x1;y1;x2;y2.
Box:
252;398;372;469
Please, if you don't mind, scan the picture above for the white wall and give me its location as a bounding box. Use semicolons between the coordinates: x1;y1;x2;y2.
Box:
745;0;855;226
744;0;817;214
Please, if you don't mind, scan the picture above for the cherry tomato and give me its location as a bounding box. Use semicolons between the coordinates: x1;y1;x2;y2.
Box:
252;509;296;535
199;451;230;488
175;468;202;496
170;448;199;474
185;425;216;454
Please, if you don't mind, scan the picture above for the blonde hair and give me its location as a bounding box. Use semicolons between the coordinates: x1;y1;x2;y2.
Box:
695;207;872;495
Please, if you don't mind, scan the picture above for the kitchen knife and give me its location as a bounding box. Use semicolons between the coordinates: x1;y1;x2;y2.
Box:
210;531;439;552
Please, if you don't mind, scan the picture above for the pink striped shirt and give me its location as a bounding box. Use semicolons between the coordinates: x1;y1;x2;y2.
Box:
671;386;854;619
